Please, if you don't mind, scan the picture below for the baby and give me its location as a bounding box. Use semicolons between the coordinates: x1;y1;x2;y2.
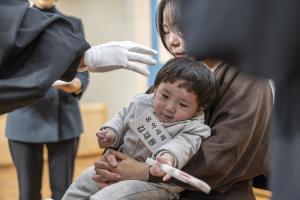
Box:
62;57;218;200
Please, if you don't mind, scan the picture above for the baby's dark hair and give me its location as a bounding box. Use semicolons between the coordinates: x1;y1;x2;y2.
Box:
154;57;218;109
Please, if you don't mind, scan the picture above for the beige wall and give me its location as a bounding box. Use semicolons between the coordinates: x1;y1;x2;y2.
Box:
56;0;151;118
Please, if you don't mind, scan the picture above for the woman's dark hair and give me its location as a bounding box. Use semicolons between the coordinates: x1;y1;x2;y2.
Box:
154;57;218;109
156;0;183;54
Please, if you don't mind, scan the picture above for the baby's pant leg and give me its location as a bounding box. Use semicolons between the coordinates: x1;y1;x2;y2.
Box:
62;166;99;200
91;180;177;200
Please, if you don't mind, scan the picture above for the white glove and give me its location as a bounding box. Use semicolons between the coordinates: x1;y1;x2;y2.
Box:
81;41;158;76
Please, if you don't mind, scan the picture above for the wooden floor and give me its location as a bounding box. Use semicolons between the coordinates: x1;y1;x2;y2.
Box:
0;155;99;200
0;155;271;200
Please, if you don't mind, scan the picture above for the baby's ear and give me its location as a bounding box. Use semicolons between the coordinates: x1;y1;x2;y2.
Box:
197;106;205;113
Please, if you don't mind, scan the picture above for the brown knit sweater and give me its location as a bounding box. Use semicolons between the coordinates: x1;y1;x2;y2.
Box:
173;62;273;200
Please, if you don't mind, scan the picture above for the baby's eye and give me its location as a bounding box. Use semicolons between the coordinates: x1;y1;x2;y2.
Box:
180;103;188;108
161;93;169;99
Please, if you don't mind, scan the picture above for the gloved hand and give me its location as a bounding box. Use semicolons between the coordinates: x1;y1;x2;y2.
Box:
80;41;158;76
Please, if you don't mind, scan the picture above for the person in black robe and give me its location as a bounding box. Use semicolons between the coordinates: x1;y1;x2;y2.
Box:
180;0;300;199
4;1;90;199
0;0;157;115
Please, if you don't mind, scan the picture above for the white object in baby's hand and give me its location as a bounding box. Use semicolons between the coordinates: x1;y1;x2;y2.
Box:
52;80;71;87
146;157;211;194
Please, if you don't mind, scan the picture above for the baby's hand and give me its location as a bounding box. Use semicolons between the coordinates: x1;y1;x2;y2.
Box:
149;153;175;181
96;129;116;148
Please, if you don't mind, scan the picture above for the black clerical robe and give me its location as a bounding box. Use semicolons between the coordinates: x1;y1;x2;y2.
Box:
0;0;89;114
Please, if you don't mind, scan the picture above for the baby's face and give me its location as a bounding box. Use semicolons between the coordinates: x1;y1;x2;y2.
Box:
153;80;201;123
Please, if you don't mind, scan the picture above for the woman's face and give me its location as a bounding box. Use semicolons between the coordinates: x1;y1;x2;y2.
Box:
162;5;186;58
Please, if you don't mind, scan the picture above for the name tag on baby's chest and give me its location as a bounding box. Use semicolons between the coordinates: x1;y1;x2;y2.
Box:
129;110;172;153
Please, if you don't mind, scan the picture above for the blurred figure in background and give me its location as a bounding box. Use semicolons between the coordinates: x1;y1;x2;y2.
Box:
5;1;89;200
180;0;300;199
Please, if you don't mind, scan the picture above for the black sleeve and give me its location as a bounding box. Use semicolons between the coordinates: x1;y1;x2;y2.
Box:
180;0;300;81
74;71;89;98
67;17;89;98
0;0;90;114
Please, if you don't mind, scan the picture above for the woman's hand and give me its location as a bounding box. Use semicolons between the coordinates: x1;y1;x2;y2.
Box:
92;151;120;188
92;149;150;187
